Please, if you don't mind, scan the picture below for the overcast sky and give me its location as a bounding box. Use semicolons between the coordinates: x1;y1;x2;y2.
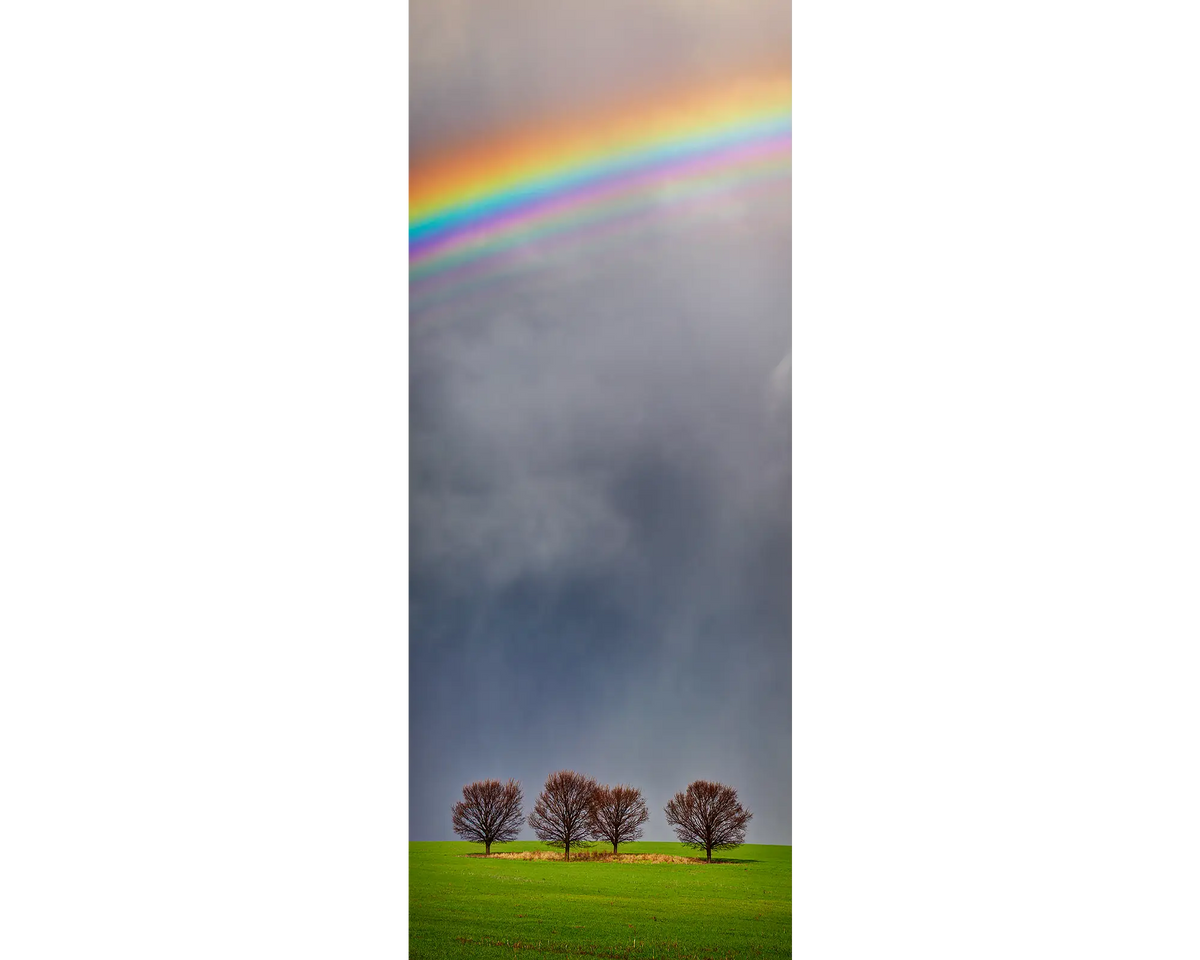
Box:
410;0;792;845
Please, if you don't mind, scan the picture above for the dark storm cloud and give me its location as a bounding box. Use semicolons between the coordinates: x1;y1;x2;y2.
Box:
410;1;791;844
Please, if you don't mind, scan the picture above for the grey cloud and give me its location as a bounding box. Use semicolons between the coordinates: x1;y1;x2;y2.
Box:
410;1;790;845
411;0;790;160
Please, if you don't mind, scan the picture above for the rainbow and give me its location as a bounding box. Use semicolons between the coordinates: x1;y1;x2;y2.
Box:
409;74;791;311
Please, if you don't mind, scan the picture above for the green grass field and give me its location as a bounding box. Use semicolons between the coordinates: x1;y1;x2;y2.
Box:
409;840;791;959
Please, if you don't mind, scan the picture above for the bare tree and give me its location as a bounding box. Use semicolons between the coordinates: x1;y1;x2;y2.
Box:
664;780;752;862
527;770;597;861
589;784;650;854
451;779;524;855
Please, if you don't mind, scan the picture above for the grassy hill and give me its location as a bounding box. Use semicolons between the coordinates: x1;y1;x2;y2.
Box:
409;840;791;958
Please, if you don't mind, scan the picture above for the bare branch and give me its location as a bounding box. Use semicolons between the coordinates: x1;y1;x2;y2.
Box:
588;784;650;854
527;770;598;861
451;779;524;855
663;780;752;861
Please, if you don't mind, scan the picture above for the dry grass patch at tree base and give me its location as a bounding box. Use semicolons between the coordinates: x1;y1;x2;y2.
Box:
463;850;726;864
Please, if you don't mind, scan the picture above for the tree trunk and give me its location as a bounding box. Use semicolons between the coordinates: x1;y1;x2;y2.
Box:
485;840;491;855
613;842;618;854
706;846;711;862
565;841;570;862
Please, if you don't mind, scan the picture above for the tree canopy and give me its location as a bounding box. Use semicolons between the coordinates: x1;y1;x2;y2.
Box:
589;784;650;854
527;770;597;861
451;778;524;855
664;779;752;861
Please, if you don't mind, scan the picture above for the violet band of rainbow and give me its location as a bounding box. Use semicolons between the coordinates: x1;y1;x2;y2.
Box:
410;148;789;298
410;162;790;313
